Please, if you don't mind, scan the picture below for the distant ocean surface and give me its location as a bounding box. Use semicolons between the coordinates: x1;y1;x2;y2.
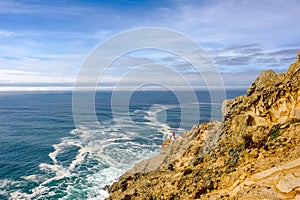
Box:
0;90;245;200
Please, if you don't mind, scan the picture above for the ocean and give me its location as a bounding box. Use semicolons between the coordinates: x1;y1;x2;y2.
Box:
0;90;245;200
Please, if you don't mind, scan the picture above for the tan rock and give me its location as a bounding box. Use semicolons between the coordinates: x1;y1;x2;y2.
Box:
276;172;300;194
107;50;300;200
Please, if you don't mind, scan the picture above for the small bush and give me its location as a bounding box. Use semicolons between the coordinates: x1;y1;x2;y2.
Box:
269;125;280;139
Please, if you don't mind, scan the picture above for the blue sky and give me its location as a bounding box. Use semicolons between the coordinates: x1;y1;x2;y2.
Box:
0;0;299;90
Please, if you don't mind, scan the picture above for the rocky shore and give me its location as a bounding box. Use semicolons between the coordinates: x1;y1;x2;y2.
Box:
106;50;300;200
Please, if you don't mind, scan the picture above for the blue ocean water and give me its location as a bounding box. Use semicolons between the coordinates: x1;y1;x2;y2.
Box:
0;90;245;200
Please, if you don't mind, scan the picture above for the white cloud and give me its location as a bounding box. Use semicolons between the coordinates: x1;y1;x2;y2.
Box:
0;52;85;85
0;86;73;91
0;69;41;75
170;0;300;45
0;0;88;14
0;30;20;37
0;0;299;91
0;68;74;84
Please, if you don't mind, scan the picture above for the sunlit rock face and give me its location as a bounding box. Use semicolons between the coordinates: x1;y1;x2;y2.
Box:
106;51;300;200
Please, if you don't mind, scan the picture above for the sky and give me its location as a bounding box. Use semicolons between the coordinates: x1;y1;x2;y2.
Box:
0;0;299;91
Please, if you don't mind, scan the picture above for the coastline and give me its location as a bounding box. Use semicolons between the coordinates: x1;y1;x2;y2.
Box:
106;50;300;199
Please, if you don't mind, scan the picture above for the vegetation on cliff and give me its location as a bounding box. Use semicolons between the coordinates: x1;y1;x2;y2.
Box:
107;51;300;200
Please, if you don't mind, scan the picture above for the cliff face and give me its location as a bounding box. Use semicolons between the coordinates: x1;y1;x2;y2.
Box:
106;51;300;200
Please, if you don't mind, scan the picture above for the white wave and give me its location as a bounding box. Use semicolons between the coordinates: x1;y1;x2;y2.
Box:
0;179;18;197
9;104;184;200
21;175;44;184
143;104;184;138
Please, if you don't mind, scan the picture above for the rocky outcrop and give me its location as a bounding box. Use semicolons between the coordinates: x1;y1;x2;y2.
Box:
106;50;300;200
124;121;222;176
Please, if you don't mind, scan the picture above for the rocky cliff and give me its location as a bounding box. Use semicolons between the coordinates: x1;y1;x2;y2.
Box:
106;50;300;200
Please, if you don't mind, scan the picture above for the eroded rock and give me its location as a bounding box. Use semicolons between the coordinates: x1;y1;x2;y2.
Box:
107;51;300;200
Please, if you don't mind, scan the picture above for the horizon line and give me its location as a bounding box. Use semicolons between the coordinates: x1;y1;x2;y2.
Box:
0;86;249;92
